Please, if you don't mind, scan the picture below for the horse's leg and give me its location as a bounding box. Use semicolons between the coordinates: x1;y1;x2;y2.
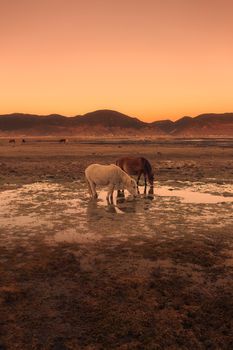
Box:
87;178;97;199
107;184;114;203
143;172;147;187
137;171;142;186
85;178;93;198
109;195;114;205
91;182;98;199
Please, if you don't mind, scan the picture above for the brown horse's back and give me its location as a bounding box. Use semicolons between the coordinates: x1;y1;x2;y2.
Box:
116;157;141;174
116;157;154;186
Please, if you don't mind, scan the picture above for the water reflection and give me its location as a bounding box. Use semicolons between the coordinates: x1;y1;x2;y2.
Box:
85;186;156;238
86;186;154;217
1;181;232;244
145;186;154;200
117;186;154;212
86;199;107;219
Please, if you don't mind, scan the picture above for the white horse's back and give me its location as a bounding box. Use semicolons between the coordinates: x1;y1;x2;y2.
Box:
85;164;124;185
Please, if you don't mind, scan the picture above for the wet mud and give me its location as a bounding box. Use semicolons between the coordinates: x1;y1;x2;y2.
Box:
0;141;233;349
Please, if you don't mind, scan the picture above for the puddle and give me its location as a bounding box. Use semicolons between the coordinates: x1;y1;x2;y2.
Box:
95;183;233;207
0;181;232;246
155;186;233;204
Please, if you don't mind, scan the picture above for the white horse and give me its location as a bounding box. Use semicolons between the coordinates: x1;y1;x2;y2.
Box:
85;164;138;202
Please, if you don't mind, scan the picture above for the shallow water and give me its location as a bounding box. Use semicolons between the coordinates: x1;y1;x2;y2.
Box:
0;181;232;246
155;186;233;204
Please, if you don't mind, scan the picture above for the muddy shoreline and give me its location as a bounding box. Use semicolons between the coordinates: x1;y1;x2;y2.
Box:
0;141;233;349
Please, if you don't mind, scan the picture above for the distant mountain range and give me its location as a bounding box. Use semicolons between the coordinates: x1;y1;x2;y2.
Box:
0;110;233;137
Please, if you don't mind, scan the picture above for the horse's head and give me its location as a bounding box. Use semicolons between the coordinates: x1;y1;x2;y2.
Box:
126;178;138;197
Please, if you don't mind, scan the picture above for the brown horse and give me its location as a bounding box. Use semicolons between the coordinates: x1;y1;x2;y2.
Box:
116;157;154;186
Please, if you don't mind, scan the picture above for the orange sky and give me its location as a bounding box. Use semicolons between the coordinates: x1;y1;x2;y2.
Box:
1;0;233;122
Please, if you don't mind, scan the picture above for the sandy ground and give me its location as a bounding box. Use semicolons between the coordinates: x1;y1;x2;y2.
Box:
0;139;233;349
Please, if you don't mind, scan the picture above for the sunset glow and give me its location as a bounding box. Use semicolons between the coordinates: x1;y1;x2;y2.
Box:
1;0;233;121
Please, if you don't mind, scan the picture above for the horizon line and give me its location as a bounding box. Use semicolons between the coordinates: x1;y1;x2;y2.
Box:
1;109;233;124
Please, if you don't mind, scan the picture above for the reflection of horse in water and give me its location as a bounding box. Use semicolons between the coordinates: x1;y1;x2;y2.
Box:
86;199;119;231
116;157;154;187
116;186;154;212
86;186;154;219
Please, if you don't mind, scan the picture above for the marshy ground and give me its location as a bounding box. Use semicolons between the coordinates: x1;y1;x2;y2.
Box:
0;139;233;349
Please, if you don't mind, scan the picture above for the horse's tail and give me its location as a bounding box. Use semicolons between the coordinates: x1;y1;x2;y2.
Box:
141;158;151;174
143;158;154;183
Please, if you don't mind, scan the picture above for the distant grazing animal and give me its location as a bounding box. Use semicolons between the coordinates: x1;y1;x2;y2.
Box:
59;138;67;143
9;139;16;144
116;157;154;186
22;139;26;143
85;163;138;203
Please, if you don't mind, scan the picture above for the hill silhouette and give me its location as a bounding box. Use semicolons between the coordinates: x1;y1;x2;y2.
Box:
72;110;146;128
169;113;233;136
0;110;232;137
152;113;233;136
